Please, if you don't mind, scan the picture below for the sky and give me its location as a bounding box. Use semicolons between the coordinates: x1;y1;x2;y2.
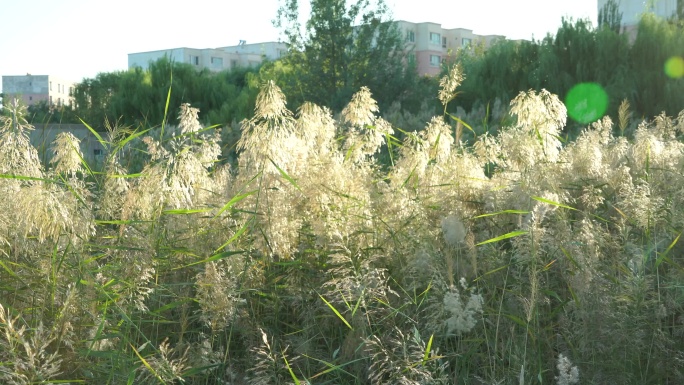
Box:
0;0;597;92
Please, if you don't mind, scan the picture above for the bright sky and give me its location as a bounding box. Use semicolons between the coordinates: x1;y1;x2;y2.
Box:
0;0;597;91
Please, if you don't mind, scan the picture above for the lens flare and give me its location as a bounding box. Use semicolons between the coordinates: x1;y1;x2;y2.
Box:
565;83;609;124
664;56;684;79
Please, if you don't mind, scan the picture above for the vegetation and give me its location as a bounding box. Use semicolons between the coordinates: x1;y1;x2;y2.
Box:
455;14;684;128
0;64;683;384
57;12;683;143
273;0;424;111
70;58;262;130
1;6;683;383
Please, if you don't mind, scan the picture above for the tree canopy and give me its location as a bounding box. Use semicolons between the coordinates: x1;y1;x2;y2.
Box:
273;0;422;111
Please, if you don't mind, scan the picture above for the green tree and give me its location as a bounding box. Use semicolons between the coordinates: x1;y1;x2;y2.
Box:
274;0;416;111
598;0;623;33
72;57;261;130
630;13;684;117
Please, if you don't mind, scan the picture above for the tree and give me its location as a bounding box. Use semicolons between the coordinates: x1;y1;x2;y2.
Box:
598;0;623;33
274;0;416;111
71;58;262;130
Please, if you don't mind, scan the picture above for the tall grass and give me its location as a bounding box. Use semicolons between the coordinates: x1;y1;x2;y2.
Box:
0;70;682;384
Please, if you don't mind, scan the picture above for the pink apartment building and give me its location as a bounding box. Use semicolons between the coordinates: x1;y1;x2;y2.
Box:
395;20;504;76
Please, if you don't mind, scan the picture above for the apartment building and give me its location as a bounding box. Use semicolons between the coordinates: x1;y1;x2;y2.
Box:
2;74;75;108
128;41;289;72
396;20;504;76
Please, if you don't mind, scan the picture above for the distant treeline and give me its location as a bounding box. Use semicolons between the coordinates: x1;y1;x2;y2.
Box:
18;13;684;132
457;14;684;122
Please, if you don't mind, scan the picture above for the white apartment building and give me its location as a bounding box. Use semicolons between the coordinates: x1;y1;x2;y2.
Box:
128;41;289;72
2;74;75;108
395;20;504;76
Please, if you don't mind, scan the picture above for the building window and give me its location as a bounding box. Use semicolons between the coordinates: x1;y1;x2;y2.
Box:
430;32;441;45
462;38;472;48
190;55;199;65
442;36;447;48
406;30;415;42
231;60;238;68
29;96;33;101
211;57;223;67
49;96;53;104
430;55;440;67
49;81;52;91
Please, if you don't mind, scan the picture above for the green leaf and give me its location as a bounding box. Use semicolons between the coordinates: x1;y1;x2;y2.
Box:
214;190;258;218
319;293;353;330
0;259;18;278
446;112;476;135
160;70;172;141
176;250;245;269
116;127;150;150
162;208;212;215
503;313;527;327
0;173;57;183
531;196;577;211
79;117;107;150
213;218;252;253
476;230;528;246
283;353;302;385
474;210;529;218
109;173;143;178
655;232;681;269
302;354;360;380
423;334;434;366
269;157;301;191
130;343;167;385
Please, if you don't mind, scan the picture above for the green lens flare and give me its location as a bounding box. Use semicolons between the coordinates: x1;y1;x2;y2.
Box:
664;56;684;79
565;83;609;124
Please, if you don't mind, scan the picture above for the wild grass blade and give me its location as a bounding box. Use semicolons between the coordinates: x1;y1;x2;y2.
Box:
269;157;301;191
422;334;434;365
129;342;167;385
655;232;681;268
476;230;528;246
79;117;107;150
474;210;529;218
319;293;353;330
213;217;252;253
214;190;258;218
531;196;577;211
283;353;302;385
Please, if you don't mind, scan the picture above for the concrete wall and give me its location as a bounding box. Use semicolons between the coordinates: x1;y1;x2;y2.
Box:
29;123;106;166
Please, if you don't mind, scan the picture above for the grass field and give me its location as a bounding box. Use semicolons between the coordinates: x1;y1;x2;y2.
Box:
0;67;682;384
